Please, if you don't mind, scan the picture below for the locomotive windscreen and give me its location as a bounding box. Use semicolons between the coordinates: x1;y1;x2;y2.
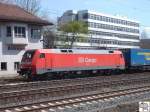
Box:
22;50;36;60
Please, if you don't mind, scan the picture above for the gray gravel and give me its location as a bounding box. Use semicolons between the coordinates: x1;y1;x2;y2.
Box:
100;103;139;112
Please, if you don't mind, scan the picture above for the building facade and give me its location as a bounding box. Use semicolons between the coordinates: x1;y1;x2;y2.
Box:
140;27;150;49
0;3;51;77
58;10;77;26
58;10;140;49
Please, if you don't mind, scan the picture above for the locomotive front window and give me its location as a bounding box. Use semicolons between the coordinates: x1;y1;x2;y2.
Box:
23;50;35;59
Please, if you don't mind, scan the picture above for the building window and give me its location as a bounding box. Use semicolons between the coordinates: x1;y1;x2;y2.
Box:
14;62;20;70
83;13;88;19
90;14;94;19
1;62;7;71
8;45;25;50
31;28;41;39
0;26;1;37
7;26;12;37
14;26;26;38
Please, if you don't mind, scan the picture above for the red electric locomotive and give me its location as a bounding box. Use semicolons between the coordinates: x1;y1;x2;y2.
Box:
18;49;125;80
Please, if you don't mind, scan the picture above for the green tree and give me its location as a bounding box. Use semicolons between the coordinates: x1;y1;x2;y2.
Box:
59;21;88;48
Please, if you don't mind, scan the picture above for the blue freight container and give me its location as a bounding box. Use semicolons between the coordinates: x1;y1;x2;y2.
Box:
122;49;150;67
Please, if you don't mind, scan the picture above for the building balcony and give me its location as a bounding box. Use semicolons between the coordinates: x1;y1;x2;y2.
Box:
5;37;28;45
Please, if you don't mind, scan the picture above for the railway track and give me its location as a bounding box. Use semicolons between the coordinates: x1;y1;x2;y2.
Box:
0;72;150;92
0;72;150;112
0;75;150;109
1;85;150;112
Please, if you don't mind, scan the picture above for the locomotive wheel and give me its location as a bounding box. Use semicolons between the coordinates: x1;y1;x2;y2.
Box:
106;70;112;76
24;73;31;81
39;74;49;81
115;69;121;75
24;73;37;81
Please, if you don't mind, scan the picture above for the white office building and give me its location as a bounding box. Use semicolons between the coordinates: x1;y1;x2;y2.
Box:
58;10;77;26
58;10;140;49
0;3;51;77
140;27;150;49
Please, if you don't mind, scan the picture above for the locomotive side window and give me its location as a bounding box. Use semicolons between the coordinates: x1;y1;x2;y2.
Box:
40;53;45;58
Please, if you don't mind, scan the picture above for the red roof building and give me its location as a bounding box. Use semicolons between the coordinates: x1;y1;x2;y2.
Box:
0;3;52;25
0;3;52;77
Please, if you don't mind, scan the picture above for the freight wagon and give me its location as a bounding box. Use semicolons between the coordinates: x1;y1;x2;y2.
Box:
122;49;150;69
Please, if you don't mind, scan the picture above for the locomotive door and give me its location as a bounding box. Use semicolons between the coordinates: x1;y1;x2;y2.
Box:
38;53;46;73
116;53;123;68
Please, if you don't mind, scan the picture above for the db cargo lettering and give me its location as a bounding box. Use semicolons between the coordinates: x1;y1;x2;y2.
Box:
78;57;97;63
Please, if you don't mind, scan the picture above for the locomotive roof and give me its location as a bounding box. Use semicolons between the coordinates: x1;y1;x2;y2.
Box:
37;49;122;54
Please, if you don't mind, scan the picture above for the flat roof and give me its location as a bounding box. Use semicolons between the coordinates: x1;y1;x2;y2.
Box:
78;10;139;23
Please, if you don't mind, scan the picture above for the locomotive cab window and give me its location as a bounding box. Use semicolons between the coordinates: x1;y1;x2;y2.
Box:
23;50;35;59
39;53;45;58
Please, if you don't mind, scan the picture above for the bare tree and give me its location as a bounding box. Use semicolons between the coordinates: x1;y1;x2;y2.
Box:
0;0;10;3
0;0;41;15
13;0;41;14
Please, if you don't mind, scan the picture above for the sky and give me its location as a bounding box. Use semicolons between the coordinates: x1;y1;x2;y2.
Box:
41;0;150;27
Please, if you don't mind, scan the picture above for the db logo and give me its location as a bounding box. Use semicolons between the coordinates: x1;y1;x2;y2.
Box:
78;57;97;63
